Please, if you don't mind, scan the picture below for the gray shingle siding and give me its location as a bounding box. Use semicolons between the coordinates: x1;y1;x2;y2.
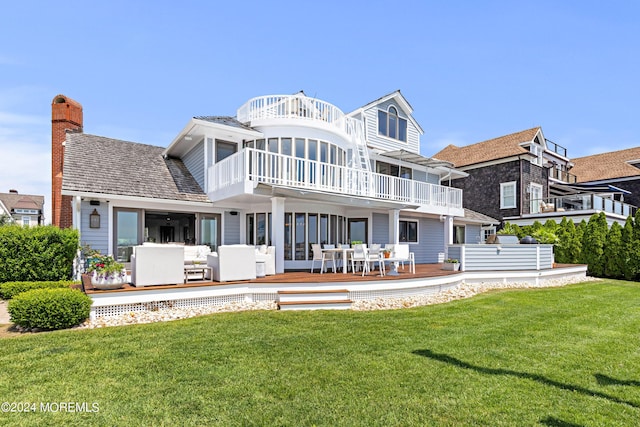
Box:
224;211;241;244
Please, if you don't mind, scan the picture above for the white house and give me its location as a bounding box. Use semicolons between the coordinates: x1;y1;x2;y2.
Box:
57;91;497;272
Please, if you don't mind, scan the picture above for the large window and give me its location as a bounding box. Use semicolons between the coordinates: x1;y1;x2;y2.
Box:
399;220;418;243
348;218;368;244
216;140;237;162
376;161;412;179
500;181;517;209
378;106;407;142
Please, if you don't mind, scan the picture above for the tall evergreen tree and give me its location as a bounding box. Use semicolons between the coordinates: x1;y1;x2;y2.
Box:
565;219;581;264
604;221;624;278
621;216;635;280
582;213;608;277
554;218;569;263
576;220;588;264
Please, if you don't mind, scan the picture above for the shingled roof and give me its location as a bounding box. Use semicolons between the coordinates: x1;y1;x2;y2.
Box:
0;192;44;212
62;133;210;203
571;146;640;182
193;116;255;130
433;127;540;167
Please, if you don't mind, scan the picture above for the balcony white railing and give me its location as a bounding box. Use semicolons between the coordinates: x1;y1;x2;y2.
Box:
208;148;463;209
237;94;346;131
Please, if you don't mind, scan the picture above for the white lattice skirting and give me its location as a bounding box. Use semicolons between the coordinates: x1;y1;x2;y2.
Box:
89;265;588;319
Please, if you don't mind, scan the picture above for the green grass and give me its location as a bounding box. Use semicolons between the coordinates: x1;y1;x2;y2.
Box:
2;280;640;426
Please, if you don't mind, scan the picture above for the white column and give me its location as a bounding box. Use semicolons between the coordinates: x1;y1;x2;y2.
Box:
271;197;286;274
388;209;400;244
73;196;82;234
443;215;454;259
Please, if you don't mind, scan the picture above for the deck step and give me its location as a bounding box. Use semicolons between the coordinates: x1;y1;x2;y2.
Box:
277;289;352;310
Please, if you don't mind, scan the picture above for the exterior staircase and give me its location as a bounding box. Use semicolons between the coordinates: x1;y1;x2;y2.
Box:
277;289;352;311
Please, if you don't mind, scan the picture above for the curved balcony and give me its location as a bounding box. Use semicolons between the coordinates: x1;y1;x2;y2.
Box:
237;94;352;135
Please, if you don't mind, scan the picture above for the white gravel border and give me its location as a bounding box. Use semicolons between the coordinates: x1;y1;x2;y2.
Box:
77;274;599;329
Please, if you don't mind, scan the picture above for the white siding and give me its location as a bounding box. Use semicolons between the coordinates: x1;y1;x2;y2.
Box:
362;99;420;153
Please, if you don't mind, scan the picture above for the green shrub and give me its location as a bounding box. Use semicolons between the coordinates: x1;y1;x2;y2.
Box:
0;281;76;300
0;225;79;282
8;288;92;330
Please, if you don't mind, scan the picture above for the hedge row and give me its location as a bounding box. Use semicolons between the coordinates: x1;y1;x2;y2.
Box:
0;225;78;282
8;288;92;330
503;211;640;279
0;281;76;300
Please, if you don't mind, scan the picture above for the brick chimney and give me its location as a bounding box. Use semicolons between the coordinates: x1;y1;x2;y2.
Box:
51;95;83;228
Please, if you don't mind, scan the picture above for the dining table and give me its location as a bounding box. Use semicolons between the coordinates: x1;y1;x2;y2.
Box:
321;247;354;274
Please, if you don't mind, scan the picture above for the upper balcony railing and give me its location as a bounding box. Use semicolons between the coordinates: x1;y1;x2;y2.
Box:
237;95;347;131
531;195;637;218
545;138;568;158
548;167;577;184
208;148;463;210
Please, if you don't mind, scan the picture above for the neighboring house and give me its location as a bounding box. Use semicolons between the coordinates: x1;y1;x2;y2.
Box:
0;190;45;226
433;127;635;226
53;91;497;272
571;147;640;209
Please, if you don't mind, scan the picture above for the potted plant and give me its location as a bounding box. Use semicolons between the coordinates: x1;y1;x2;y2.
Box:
382;248;392;258
87;254;127;290
442;258;460;271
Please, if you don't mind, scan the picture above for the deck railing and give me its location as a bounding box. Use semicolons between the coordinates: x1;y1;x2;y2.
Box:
208;148;463;209
548;167;577;184
545;138;568;158
237;95;345;128
532;195;637;217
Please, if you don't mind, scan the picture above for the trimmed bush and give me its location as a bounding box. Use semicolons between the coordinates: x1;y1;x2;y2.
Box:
0;225;79;282
8;288;92;330
0;281;76;300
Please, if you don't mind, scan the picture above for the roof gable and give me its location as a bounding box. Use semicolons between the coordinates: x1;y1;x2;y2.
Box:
571;146;640;182
350;90;424;134
433;127;541;167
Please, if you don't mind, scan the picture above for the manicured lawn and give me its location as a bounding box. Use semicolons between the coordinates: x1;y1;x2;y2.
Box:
1;280;640;426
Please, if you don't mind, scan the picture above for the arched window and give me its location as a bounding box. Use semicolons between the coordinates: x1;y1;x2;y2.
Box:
378;106;407;142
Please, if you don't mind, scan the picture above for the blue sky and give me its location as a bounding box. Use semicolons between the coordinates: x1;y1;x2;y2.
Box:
1;1;639;222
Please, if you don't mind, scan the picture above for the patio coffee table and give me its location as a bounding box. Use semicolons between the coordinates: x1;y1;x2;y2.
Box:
184;265;212;283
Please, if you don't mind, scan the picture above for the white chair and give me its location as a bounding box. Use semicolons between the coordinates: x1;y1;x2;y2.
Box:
311;243;336;274
207;245;257;282
323;244;339;269
369;243;381;272
350;244;370;276
394;243;416;274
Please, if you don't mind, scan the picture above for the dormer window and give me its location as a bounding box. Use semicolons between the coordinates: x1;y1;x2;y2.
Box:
378;106;407;142
530;143;543;166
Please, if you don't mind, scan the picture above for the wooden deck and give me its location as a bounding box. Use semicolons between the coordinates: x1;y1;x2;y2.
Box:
83;263;460;294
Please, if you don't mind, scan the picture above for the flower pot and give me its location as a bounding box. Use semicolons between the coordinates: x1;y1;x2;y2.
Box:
384;252;390;258
91;271;127;290
441;262;460;271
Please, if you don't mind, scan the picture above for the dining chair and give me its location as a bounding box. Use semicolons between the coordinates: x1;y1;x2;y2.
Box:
311;243;336;274
350;244;370;276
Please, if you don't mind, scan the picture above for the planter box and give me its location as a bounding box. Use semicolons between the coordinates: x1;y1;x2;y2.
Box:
441;262;460;271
